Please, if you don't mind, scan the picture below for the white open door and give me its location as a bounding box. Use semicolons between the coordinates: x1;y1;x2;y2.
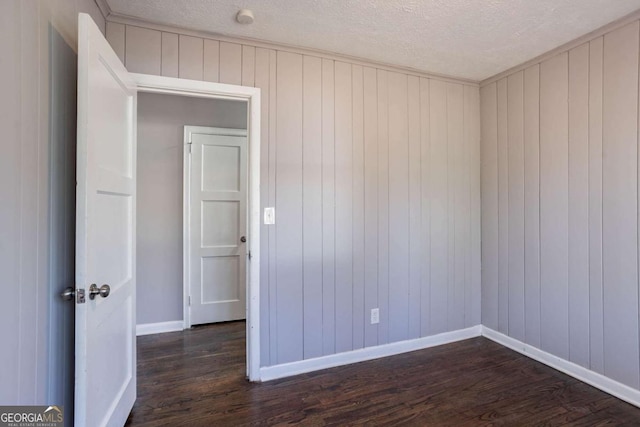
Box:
75;13;137;427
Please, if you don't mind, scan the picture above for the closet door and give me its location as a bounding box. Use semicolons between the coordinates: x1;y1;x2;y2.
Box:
186;126;248;326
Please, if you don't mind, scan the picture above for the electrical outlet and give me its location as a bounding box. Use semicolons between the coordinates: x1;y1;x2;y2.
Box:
371;308;379;324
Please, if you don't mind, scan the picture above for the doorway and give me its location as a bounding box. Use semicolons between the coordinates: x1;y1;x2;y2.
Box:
132;73;262;382
136;94;248;330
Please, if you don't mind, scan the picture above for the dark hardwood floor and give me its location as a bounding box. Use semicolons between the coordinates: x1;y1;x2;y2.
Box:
126;322;640;426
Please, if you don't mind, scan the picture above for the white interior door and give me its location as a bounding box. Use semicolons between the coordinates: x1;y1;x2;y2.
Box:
187;126;248;325
75;13;137;427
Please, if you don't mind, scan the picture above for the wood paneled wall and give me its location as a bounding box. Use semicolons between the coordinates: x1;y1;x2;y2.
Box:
0;0;105;407
481;21;640;390
107;21;482;367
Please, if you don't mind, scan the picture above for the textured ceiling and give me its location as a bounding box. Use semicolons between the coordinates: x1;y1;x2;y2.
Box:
106;0;640;81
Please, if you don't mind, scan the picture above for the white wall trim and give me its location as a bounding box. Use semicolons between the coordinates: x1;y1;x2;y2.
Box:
260;325;482;382
481;326;640;409
182;137;190;331
134;319;640;409
136;321;184;336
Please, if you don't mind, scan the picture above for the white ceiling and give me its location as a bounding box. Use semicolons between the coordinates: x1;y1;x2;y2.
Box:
105;0;640;81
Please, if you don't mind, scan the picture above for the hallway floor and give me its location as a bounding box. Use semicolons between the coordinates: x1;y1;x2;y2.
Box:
126;322;640;426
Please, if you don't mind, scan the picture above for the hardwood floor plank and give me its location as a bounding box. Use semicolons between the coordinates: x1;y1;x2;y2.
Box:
126;321;640;426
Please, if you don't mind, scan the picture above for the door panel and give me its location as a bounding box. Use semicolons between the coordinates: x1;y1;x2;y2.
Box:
202;256;240;301
202;201;239;246
76;13;137;427
202;145;241;191
188;127;248;325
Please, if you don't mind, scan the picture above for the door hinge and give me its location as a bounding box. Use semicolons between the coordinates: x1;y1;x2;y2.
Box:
248;250;252;261
189;296;191;306
188;143;192;154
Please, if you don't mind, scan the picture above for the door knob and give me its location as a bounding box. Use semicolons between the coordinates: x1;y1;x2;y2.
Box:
89;284;110;300
240;236;246;243
61;287;75;301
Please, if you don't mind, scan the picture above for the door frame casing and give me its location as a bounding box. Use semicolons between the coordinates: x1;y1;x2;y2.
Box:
131;73;261;381
183;125;249;327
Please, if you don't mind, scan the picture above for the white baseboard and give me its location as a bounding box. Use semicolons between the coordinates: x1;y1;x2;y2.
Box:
481;326;640;409
259;325;482;382
136;321;184;336
133;320;640;408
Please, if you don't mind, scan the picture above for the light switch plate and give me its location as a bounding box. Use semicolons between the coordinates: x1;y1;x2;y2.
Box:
264;207;275;225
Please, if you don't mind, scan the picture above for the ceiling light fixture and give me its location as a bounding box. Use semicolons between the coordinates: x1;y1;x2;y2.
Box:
236;9;254;25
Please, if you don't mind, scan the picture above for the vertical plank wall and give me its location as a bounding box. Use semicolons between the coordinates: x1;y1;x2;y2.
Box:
0;0;105;406
107;21;481;367
480;21;640;389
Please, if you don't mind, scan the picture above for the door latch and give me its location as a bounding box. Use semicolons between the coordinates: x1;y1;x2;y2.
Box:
61;287;86;304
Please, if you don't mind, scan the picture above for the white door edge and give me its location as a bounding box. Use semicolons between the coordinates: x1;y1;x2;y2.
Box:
132;73;261;381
